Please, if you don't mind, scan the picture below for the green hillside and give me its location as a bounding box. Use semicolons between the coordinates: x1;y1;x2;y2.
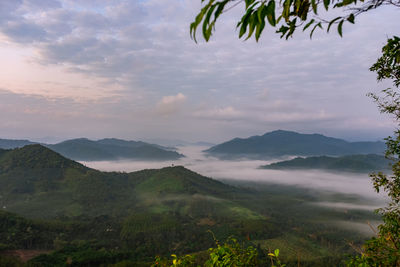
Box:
206;130;385;159
0;145;378;265
0;145;247;219
261;154;391;173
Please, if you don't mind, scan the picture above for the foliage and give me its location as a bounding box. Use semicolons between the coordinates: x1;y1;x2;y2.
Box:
190;0;400;42
151;237;285;266
347;36;400;266
370;36;400;87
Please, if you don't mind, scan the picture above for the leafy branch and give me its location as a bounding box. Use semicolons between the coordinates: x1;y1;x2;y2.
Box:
190;0;400;41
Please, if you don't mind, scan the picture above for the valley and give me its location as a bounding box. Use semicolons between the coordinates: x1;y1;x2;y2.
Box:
0;142;386;266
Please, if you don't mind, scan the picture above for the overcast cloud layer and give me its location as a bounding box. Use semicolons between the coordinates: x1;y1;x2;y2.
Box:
0;0;398;142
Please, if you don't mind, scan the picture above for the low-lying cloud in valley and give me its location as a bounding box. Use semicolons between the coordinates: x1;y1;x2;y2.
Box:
82;145;387;204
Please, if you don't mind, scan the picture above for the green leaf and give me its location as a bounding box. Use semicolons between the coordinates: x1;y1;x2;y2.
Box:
276;25;289;39
327;16;341;33
255;4;267;41
311;0;318;14
299;0;310;21
274;249;280;257
214;1;227;21
286;18;297;39
310;22;322;38
245;13;257;40
255;17;266;41
266;0;276;26
282;0;291;21
190;1;214;42
323;0;330;10
337;19;344;37
257;3;266;23
303;19;314;31
238;7;254;38
202;4;217;41
245;0;256;9
347;13;355;23
342;0;355;6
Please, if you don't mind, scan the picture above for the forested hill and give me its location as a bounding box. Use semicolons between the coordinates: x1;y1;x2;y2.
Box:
260;154;390;173
0;137;183;161
206;130;385;159
0;144;239;219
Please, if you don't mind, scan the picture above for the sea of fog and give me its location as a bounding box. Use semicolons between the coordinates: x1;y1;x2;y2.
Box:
81;145;388;209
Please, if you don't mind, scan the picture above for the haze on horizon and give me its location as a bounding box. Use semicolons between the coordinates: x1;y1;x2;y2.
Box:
0;0;398;143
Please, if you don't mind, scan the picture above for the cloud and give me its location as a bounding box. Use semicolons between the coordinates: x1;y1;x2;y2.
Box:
156;93;186;115
0;0;397;142
194;106;244;121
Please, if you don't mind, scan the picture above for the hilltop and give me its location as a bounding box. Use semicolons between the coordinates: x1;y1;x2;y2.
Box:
206;130;385;159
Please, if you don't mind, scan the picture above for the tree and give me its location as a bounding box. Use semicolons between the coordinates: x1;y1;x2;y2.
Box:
190;0;400;42
347;36;400;266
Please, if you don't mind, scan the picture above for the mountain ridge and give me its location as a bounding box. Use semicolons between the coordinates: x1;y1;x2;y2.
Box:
0;137;183;161
206;130;386;159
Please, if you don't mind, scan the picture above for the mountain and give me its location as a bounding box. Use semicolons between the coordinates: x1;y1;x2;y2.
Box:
260;154;390;173
0;138;35;149
46;138;183;161
205;130;386;159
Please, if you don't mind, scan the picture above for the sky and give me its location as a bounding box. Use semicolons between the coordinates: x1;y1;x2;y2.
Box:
0;0;398;143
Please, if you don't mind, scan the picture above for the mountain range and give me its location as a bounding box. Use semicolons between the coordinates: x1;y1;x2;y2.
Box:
205;130;386;159
0;138;183;161
0;144;378;265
